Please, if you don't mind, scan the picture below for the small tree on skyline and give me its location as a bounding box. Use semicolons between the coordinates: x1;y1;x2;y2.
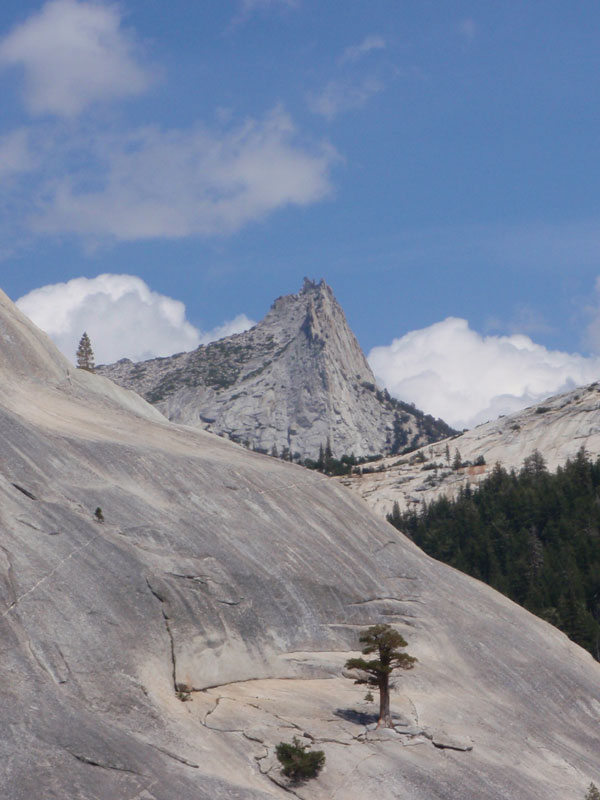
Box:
76;332;95;372
345;623;416;728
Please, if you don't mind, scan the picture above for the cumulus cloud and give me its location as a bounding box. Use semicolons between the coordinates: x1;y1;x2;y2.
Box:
369;317;600;430
339;35;385;65
308;78;382;120
16;274;254;364
0;0;152;117
24;107;335;240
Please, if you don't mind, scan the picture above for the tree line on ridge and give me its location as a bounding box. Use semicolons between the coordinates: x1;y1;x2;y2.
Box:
388;449;600;660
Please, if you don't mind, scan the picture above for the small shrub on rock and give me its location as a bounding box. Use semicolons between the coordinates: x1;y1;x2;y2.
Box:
585;783;600;800
275;736;325;782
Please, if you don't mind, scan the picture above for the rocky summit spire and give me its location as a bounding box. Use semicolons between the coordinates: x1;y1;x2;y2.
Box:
98;280;453;458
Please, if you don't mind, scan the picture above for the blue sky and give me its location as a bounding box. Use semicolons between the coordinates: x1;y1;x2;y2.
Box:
2;0;600;428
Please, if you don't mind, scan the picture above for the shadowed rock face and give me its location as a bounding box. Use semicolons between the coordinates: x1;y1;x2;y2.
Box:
1;288;599;799
97;279;454;459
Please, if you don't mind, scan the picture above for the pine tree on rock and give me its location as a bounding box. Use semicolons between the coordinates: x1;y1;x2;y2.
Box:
345;623;416;728
452;448;463;470
324;437;333;473
76;332;95;372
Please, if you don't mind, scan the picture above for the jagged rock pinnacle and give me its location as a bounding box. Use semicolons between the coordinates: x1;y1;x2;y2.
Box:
98;281;453;458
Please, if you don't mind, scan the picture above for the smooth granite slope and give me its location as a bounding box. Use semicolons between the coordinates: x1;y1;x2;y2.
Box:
0;288;599;799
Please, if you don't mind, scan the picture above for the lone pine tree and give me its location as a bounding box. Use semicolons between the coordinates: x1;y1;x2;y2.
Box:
76;332;95;372
345;623;416;728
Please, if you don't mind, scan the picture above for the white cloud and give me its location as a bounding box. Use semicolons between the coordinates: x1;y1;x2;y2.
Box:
308;78;382;120
16;274;255;364
0;2;334;246
369;317;600;430
339;35;385;65
202;314;256;344
0;0;152;117
25;107;335;240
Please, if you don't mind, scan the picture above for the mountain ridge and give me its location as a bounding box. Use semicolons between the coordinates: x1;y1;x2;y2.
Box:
98;278;454;459
342;380;600;517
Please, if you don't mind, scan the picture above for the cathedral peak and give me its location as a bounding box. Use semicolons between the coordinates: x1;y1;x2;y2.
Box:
98;281;454;459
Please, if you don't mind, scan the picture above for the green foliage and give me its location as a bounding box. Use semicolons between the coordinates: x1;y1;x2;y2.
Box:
76;332;95;372
144;338;262;402
302;442;376;476
585;783;600;800
364;691;374;702
94;507;104;522
388;449;600;659
275;737;325;782
452;448;463;470
345;624;416;727
361;382;457;445
345;624;417;681
391;411;409;453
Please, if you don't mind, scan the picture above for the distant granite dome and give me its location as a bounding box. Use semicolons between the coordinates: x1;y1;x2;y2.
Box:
98;279;454;458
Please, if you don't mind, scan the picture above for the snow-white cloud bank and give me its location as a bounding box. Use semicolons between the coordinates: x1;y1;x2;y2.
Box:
0;0;152;117
16;275;254;365
369;317;600;430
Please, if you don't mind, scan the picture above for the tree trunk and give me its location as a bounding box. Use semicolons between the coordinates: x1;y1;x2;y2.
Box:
377;676;393;728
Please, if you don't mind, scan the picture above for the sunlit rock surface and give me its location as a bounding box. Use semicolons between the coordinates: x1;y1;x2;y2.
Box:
341;383;600;517
0;288;599;799
98;279;453;459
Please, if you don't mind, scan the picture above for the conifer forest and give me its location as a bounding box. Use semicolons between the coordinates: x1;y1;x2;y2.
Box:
388;449;600;659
